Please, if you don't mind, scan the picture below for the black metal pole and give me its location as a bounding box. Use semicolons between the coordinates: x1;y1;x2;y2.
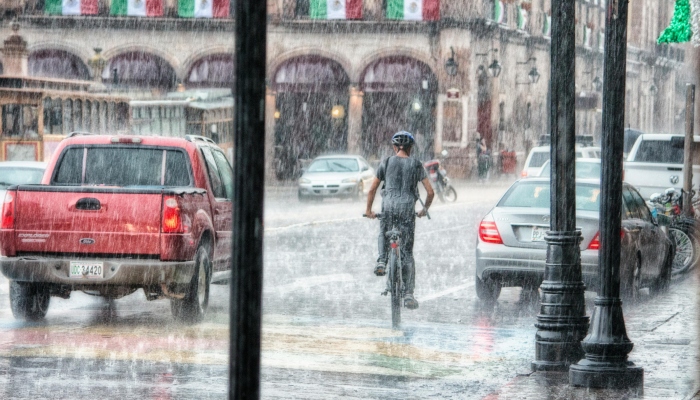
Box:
531;0;589;372
570;0;643;389
682;85;695;217
230;0;266;398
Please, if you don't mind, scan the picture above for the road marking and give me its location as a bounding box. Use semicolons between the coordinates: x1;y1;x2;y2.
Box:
420;281;474;303
266;217;361;232
267;273;355;294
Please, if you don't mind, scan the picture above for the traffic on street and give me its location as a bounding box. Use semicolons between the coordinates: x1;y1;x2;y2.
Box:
0;179;697;398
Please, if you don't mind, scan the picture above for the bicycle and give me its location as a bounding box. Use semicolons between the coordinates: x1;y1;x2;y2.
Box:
649;188;699;275
364;212;405;329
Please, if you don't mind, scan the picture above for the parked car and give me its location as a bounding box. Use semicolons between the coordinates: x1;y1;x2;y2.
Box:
475;178;673;301
298;155;375;202
623;133;700;199
0;161;47;199
0;134;232;323
521;145;601;178
537;158;601;179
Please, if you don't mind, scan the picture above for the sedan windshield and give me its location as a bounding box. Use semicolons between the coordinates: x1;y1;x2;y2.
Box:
307;158;359;172
0;167;45;188
499;181;601;211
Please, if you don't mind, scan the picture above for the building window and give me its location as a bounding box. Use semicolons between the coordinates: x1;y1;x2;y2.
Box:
296;0;310;18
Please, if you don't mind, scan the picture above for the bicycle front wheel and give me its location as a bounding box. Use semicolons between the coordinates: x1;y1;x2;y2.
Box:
388;249;401;329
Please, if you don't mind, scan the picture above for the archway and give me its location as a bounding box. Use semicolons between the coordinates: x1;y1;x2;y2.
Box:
104;51;176;90
360;56;437;162
28;49;90;80
185;53;234;88
272;55;350;179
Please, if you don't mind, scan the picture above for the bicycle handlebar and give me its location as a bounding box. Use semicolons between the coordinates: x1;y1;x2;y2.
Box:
363;212;427;219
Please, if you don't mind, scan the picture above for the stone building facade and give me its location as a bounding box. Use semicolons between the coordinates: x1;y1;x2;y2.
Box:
0;0;694;178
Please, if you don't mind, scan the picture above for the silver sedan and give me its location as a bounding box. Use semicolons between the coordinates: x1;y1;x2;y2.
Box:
298;155;375;202
475;178;673;301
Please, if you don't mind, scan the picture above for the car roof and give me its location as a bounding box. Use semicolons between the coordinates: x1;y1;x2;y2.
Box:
638;133;700;141
313;154;364;160
60;134;193;148
0;161;48;168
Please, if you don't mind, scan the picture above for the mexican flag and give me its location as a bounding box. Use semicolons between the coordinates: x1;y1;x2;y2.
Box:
658;0;700;47
45;0;97;15
110;0;163;16
386;0;439;21
310;0;362;19
178;0;229;18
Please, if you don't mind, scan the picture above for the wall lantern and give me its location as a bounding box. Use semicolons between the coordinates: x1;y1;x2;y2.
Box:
649;84;658;96
528;66;540;84
444;47;458;77
412;99;422;112
331;105;345;119
488;59;502;78
274;109;281;119
592;76;603;92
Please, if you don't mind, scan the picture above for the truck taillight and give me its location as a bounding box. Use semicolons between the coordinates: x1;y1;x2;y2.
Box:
478;215;503;244
1;191;15;229
162;197;183;233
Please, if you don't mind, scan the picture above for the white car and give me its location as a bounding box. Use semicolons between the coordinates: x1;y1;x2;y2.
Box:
298;155;375;202
0;161;47;200
521;145;601;178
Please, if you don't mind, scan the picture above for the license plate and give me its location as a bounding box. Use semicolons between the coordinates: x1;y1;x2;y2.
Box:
69;261;104;278
531;226;547;242
320;189;330;195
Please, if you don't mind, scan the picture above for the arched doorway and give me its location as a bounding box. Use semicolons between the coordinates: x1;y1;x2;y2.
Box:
476;70;492;148
28;49;90;80
185;54;234;88
273;55;350;179
104;51;176;90
360;56;437;162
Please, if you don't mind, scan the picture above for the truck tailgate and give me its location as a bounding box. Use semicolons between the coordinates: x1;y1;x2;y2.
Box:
14;187;162;255
624;162;700;198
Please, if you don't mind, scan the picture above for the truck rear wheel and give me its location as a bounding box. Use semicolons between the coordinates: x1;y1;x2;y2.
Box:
171;246;211;323
10;281;50;320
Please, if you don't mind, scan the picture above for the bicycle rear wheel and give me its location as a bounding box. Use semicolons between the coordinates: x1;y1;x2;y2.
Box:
388;249;401;329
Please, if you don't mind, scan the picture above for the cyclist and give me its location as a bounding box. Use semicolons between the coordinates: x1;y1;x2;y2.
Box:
365;131;434;310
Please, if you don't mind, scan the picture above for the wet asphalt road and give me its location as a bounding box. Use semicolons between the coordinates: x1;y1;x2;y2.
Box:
0;179;697;399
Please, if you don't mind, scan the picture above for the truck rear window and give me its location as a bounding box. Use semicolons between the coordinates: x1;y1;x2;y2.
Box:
53;146;192;186
634;140;684;164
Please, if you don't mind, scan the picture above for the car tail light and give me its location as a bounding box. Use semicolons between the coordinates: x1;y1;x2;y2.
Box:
111;136;142;144
1;191;15;229
587;230;625;250
162;196;183;233
479;216;503;244
521;170;528;177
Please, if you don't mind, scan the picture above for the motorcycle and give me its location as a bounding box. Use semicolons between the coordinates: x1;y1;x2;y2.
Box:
648;188;699;275
424;156;457;202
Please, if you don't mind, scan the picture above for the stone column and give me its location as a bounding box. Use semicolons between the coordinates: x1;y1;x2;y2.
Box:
347;85;363;154
265;87;277;181
1;21;28;77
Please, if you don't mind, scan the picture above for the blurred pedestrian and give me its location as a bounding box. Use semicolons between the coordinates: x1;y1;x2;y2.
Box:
477;137;490;182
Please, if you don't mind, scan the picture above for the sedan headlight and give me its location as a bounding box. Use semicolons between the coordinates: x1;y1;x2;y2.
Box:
342;177;358;183
299;178;311;184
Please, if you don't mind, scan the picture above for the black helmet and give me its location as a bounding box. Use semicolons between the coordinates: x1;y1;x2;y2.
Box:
392;131;415;147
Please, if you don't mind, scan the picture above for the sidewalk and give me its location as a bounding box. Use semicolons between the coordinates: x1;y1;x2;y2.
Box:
487;271;700;399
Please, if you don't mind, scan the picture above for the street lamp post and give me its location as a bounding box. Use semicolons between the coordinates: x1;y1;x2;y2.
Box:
230;0;266;398
531;0;589;372
570;0;644;389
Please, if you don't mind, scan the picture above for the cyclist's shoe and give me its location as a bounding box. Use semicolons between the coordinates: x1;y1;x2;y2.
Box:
404;294;419;310
374;262;386;276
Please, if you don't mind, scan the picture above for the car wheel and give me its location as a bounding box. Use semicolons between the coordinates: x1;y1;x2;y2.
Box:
475;274;501;301
650;243;673;295
352;182;363;202
622;255;641;301
10;281;50;320
298;191;309;203
171;245;211;323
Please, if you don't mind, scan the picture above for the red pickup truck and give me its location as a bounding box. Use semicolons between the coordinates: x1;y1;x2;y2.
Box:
0;134;233;323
